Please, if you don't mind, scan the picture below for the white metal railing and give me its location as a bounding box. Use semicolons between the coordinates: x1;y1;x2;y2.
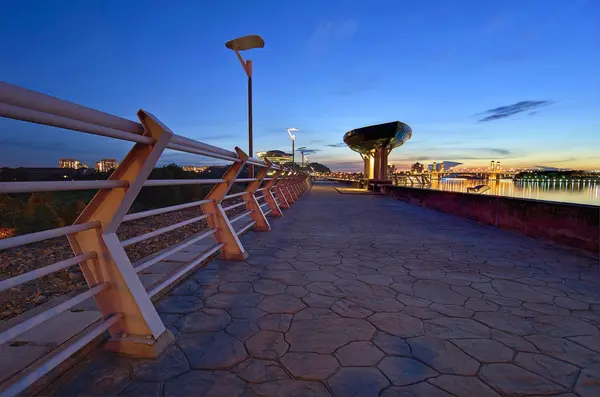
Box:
0;80;312;396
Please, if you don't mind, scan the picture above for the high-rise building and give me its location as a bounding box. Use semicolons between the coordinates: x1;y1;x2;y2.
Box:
95;159;118;172
59;159;87;169
183;165;208;173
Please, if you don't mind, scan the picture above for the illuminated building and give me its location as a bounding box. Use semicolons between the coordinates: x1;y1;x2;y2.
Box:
343;121;412;181
411;162;424;174
95;159;118;172
257;150;292;165
59;159;87;169
183;165;208;173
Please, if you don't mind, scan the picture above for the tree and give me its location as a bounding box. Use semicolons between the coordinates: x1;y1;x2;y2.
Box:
19;194;64;234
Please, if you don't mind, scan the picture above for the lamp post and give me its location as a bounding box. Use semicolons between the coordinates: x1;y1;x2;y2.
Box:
286;128;299;170
225;35;265;177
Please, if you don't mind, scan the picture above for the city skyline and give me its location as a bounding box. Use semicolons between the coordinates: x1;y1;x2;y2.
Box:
0;1;599;171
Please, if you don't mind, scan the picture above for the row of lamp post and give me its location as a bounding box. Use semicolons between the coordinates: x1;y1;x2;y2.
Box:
225;35;302;174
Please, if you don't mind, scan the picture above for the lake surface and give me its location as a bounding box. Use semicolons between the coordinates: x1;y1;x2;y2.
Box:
428;178;600;206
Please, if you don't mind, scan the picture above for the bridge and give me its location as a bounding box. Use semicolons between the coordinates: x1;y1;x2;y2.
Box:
1;83;600;397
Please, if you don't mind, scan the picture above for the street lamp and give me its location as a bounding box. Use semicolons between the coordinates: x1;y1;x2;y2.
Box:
225;34;265;176
286;128;299;170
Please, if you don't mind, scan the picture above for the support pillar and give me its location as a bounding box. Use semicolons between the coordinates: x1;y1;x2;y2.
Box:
68;110;175;357
200;148;249;261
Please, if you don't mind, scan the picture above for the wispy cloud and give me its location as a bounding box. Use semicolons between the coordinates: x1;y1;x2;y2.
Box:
325;142;347;148
477;100;554;122
308;20;359;53
296;146;322;155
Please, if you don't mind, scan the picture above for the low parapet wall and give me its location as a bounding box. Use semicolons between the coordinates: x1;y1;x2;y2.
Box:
380;185;599;254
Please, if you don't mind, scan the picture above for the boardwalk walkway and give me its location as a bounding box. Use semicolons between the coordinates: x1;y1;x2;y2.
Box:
44;183;600;397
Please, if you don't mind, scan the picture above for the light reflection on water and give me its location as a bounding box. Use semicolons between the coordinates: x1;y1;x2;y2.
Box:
427;179;600;206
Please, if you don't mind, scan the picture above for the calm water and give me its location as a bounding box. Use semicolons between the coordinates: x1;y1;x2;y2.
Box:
427;179;600;206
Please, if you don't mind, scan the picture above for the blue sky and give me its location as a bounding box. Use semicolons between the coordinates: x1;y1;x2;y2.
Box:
1;0;599;170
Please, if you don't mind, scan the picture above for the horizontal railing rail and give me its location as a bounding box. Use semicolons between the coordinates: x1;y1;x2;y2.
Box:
0;80;312;396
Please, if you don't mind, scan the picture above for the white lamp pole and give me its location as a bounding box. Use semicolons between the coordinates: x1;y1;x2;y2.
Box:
286;128;299;170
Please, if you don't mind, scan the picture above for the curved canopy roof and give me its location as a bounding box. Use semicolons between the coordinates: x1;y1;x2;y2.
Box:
343;121;412;154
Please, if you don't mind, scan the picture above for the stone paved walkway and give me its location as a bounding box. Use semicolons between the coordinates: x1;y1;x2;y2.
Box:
45;183;600;397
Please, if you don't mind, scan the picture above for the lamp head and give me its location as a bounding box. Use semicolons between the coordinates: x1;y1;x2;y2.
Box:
225;35;265;51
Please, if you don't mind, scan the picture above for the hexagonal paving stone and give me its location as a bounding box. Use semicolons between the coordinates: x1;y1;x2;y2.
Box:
170;279;202;295
175;308;231;333
515;352;580;388
155;296;204;314
381;383;453;397
225;319;259;342
305;271;339;282
131;346;189;382
249;379;332;397
285;286;308;298
252;279;287;295
306;282;347;298
219;282;254;294
328;367;389;397
491;279;554;304
164;370;246;397
465;298;499;312
413;280;467;305
396;293;431;308
178;331;247;369
451;285;483;298
531;315;600;337
429;303;474;318
424;317;491;339
408;336;479;375
294;307;339;320
429;375;500;397
51;353;131;396
245;330;289;359
332;299;373;318
280;352;339;380
452;339;513;363
480;363;567;395
287;318;375;353
569;335;600;353
257;313;293;332
368;313;424;338
555;296;589;310
474;312;535;335
258;294;306;314
118;381;161;397
357;274;393;286
335;341;384;366
302;292;339;308
491;329;538;353
373;332;411;356
378;357;438;385
233;358;289;383
353;296;405;312
205;293;263;309
575;369;600;397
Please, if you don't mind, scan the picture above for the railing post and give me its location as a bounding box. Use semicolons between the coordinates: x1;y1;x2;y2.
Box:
243;161;271;231
200;147;249;260
67;110;174;357
282;170;297;204
262;164;284;217
273;171;291;209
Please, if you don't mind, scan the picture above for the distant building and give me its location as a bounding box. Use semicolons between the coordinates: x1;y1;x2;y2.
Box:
387;164;396;175
59;159;87;169
428;161;462;172
183;165;208;173
490;160;501;172
411;162;424;174
95;159;118;172
257;150;292;165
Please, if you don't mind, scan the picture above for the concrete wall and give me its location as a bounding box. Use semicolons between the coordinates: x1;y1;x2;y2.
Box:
380;185;599;254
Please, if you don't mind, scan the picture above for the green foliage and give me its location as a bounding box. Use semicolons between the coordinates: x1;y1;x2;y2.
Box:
19;194;64;234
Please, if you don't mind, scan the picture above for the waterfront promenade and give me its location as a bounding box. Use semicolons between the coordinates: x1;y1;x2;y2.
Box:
44;183;600;397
